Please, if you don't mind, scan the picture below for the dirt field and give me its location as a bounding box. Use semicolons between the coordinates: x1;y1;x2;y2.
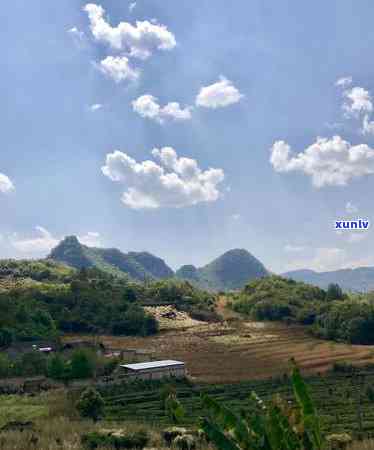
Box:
71;317;374;383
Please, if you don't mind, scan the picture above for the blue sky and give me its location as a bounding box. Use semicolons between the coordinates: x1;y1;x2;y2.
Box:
1;0;374;273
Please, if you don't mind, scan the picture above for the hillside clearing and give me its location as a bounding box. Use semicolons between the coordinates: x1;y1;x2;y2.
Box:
68;319;374;383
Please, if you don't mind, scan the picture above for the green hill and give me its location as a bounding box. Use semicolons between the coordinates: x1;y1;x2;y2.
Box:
49;236;174;282
176;249;268;291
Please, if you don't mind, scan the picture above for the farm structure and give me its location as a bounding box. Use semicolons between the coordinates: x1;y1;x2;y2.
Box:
118;360;186;381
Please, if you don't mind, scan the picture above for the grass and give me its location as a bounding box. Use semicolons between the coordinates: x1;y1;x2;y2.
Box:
0;395;49;427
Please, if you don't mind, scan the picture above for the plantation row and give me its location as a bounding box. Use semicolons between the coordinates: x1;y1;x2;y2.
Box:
101;368;374;436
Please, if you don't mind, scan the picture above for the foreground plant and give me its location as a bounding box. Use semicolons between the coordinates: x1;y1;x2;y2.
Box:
201;364;324;450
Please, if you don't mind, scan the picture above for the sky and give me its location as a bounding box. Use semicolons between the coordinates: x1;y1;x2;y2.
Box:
1;0;374;273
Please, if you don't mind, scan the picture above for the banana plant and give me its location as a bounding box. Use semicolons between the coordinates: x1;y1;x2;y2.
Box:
200;364;324;450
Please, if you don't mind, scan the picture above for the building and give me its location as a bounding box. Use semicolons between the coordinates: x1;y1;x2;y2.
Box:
119;360;186;381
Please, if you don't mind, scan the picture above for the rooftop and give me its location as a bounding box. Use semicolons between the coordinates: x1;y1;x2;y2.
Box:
120;360;185;371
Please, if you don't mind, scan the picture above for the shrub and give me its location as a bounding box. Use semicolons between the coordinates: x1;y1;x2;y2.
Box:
0;353;11;378
71;349;95;379
76;387;104;422
81;429;149;449
47;354;66;380
0;328;13;348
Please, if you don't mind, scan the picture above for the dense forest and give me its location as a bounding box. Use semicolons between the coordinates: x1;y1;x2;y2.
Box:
230;275;374;345
0;260;217;346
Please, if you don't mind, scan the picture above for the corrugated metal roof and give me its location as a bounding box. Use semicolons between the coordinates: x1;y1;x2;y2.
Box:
120;360;185;371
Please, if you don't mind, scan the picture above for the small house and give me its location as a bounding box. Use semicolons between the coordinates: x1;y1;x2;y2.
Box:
119;360;186;381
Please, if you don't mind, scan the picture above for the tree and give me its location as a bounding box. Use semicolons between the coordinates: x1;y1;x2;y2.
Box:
0;328;13;348
76;387;104;422
71;349;95;379
326;283;344;301
47;354;66;380
0;354;11;378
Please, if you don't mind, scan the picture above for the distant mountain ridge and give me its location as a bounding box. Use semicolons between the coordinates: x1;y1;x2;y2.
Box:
282;266;374;292
49;237;269;290
49;236;174;282
176;249;269;291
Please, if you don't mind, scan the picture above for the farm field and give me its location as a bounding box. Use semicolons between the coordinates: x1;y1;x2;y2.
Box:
101;369;374;436
66;316;374;383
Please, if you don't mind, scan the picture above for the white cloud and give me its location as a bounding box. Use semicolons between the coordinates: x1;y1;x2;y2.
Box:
129;2;137;12
270;136;374;187
343;86;373;116
196;76;243;109
102;147;225;209
78;232;102;247
345;201;358;214
362;114;374;135
230;213;241;221
99;56;140;83
84;3;176;60
10;228;102;255
90;103;103;111
11;227;59;254
335;76;352;88
132;95;192;123
0;173;14;193
284;244;306;252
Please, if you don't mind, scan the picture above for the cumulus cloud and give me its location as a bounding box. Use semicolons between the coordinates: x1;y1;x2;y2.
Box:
196;76;243;109
0;173;14;193
99;56;140;83
78;231;102;247
102;147;225;209
343;86;373;116
132;95;192;123
11;227;59;254
335;76;352;88
10;228;102;255
84;3;176;60
270;136;374;187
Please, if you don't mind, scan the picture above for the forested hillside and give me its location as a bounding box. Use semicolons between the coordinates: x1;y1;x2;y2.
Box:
49;236;174;282
176;249;268;291
0;260;217;346
230;275;374;344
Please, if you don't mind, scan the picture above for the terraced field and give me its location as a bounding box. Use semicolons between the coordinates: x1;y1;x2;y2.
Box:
93;320;374;383
101;369;374;436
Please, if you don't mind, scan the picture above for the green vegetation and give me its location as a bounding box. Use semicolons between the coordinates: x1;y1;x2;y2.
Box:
81;429;150;450
201;365;323;450
228;276;374;345
99;366;374;437
77;388;105;422
49;235;174;282
176;249;268;291
0;260;217;347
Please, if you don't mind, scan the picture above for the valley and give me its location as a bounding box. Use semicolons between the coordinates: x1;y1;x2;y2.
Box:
63;309;374;383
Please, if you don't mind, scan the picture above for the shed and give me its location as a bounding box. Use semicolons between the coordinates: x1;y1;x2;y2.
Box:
119;360;186;381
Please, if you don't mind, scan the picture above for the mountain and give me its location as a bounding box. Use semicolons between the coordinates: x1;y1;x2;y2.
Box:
176;249;268;291
282;267;374;292
49;236;174;282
